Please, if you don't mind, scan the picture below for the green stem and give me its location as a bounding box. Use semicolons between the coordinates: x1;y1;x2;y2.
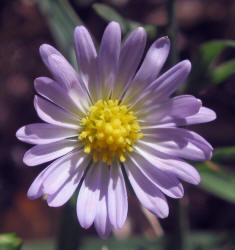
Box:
56;201;82;250
167;0;178;65
166;1;188;250
170;199;189;250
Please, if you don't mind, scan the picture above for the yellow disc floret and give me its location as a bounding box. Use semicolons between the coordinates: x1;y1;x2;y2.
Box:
79;99;143;165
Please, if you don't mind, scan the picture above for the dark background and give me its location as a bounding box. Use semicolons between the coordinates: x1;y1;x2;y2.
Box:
0;0;235;240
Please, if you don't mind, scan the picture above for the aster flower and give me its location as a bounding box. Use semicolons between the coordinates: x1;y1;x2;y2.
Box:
16;21;216;238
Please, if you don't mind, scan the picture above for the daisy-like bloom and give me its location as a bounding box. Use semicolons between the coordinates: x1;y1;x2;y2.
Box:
16;21;216;238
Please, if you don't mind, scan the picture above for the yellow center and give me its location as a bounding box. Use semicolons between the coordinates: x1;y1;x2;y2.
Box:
79;99;143;165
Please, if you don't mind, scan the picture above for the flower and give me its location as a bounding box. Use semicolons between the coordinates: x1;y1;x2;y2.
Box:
16;21;216;238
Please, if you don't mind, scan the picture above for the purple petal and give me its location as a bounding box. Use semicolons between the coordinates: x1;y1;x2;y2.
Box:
128;152;184;199
16;123;78;145
40;45;90;109
128;60;191;108
158;158;201;185
23;139;78;166
108;162;128;229
140;127;213;161
74;26;97;85
27;165;51;200
134;145;200;185
152;60;191;99
170;106;217;126
124;160;169;218
137;95;202;123
47;54;87;92
42;150;89;195
39;44;65;70
134;37;170;85
94;196;112;239
77;162;103;229
122;37;170;104
98;21;121;99
112;27;146;99
34;77;83;117
94;165;112;239
74;26;99;101
46;173;79;207
26;150;87;201
34;95;79;129
45;151;90;207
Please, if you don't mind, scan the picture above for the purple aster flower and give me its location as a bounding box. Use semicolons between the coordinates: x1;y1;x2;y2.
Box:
16;21;216;238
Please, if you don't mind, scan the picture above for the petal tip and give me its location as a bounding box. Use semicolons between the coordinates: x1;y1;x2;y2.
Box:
74;25;86;36
157;36;171;47
23;154;31;166
182;59;192;72
34;77;44;89
209;109;217;121
106;21;121;34
16;127;23;140
109;20;120;27
136;26;146;34
159;208;169;219
39;44;55;56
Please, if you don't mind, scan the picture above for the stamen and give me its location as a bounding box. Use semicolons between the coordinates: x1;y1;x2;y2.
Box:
79;99;142;164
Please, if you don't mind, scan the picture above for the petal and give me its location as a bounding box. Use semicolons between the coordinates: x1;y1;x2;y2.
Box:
74;26;99;101
16;123;78;145
26;150;86;200
134;37;170;85
129;60;191;109
46;173;79;207
124;160;169;218
42;150;89;195
34;95;80;129
94;165;112;239
94;195;112;239
77;162;103;229
39;44;65;70
45;152;90;207
134;145;200;185
27;166;50;199
158;158;201;185
74;26;97;85
98;21;121;99
122;37;170;104
152;60;191;99
112;27;146;99
47;54;90;112
23;139;79;166
128;152;184;199
170;106;217;126
34;77;83;117
140;127;213;161
108;162;128;229
137;95;202;122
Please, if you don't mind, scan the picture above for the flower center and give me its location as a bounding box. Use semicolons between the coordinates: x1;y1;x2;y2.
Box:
79;99;143;165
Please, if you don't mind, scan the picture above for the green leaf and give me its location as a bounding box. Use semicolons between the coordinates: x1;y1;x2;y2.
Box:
212;146;235;162
23;232;235;250
93;3;157;39
200;40;235;66
74;0;96;7
211;59;235;84
197;161;235;203
183;40;235;94
93;3;127;32
0;233;23;250
37;0;83;62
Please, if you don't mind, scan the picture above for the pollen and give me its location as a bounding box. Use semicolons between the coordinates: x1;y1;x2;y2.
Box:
79;99;143;165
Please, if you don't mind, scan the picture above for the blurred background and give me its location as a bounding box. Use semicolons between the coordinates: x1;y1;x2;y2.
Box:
0;0;235;249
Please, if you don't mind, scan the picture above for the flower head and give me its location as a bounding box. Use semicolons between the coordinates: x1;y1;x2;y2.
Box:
16;21;216;238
